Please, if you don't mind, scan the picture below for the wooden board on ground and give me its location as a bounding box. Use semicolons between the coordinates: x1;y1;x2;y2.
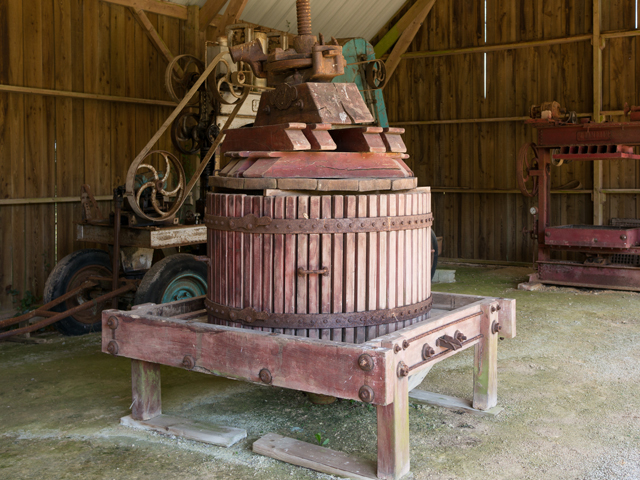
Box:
120;414;247;447
409;389;503;416
253;433;377;480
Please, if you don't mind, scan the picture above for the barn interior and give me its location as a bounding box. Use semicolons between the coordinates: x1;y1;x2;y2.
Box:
1;1;640;479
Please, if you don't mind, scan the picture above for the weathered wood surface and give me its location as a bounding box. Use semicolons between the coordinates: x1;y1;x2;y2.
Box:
253;433;377;480
473;304;499;410
378;0;640;264
376;369;410;480
131;359;161;421
206;191;432;343
103;311;395;405
121;414;247;447
408;390;504;416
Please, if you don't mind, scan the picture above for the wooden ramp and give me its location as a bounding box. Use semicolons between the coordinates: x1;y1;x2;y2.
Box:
409;390;503;416
120;414;247;447
254;433;377;480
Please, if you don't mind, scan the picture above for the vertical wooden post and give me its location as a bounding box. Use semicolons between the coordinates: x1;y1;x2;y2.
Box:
376;363;410;479
131;359;162;421
592;0;605;225
473;303;498;410
186;5;203;60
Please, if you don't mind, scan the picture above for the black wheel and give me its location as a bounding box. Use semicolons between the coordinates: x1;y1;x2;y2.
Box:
43;249;112;336
430;229;438;281
134;254;207;305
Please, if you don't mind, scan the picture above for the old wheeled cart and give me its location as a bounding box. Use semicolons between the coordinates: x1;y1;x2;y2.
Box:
0;192;209;339
102;2;517;479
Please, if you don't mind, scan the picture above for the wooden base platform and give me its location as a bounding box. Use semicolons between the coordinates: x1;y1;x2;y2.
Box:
120;414;247;447
103;291;515;479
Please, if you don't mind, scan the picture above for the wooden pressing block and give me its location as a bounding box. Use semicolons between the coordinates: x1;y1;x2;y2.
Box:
408;390;503;417
254;433;377;480
120;414;247;447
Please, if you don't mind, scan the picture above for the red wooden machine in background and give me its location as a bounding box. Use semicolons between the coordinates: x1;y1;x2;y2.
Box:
103;2;516;478
519;101;640;291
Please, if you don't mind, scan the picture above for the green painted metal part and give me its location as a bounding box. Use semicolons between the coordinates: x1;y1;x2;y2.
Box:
333;38;389;128
161;272;207;303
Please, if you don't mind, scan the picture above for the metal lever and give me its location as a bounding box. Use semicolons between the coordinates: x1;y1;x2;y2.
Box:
297;266;330;277
436;334;463;351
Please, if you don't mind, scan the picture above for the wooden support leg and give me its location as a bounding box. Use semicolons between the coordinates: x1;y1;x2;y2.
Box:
376;376;410;480
131;360;162;421
473;304;498;410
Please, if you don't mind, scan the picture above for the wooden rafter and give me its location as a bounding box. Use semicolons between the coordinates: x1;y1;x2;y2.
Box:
103;0;188;20
384;0;436;80
101;0;289;37
130;8;182;74
374;0;433;58
220;0;249;29
199;0;228;32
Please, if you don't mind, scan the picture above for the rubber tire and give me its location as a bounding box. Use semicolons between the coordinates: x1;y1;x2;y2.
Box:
430;229;438;281
134;254;207;305
43;249;112;336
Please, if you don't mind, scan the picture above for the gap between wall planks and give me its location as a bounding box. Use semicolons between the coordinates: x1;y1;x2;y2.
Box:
0;0;213;310
382;0;639;264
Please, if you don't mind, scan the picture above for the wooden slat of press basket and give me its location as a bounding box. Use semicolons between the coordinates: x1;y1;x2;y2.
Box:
206;191;432;344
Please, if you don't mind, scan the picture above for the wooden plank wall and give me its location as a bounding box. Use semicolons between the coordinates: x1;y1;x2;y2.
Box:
602;0;640;224
0;0;195;310
383;0;639;262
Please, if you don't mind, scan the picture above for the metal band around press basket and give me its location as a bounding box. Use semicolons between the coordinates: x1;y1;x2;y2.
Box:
204;295;432;329
204;212;433;234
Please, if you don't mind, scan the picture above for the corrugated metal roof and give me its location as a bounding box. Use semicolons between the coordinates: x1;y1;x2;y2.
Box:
169;0;406;41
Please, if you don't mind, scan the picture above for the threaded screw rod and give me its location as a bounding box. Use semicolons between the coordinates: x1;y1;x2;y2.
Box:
296;0;312;35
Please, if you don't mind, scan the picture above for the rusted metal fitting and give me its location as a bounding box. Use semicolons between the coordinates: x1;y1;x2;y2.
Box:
358;354;375;372
490;305;497;313
397;361;409;378
454;330;467;343
358;385;375;403
182;355;195;370
491;321;502;334
194;255;211;265
436;334;462;351
422;343;435;360
106;341;119;355
402;339;409;350
298;266;329;277
106;316;119;330
393;344;402;354
497;304;502;311
259;368;272;384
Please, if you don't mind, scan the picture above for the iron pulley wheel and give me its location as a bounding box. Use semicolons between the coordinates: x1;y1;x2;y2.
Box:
550;148;564;167
126;150;186;222
165;54;206;105
517;142;540;197
365;59;387;90
171;110;202;155
126;51;250;223
213;57;250;105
